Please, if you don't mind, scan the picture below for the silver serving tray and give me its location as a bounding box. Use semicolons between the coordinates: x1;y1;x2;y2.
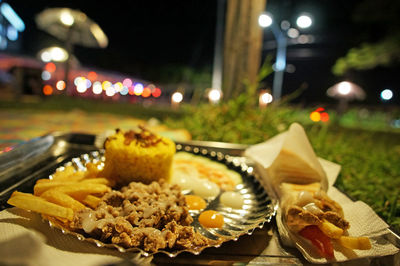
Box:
44;144;277;257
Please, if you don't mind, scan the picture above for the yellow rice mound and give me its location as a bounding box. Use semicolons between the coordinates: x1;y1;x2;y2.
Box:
101;127;176;185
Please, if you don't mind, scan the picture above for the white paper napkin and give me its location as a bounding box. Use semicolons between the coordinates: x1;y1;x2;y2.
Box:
245;124;399;263
0;207;153;266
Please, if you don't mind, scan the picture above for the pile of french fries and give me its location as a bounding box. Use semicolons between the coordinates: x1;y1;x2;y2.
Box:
7;162;114;225
318;219;371;250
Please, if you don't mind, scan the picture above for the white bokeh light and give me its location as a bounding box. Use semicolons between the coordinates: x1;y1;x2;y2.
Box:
381;89;393;101
338;81;352;95
171;92;183;103
92;81;102;94
208;89;222;103
260;92;273;104
60;11;74;26
296;15;312;28
258;13;272;28
40;51;51;62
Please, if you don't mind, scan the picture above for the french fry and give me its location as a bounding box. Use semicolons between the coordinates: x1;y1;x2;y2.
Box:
7;191;74;221
337;236;372;250
52;183;111;198
81;194;102;209
40;189;86;211
81;177;115;187
34;181;77;195
318;219;344;239
85;162;102;178
51;165;75;180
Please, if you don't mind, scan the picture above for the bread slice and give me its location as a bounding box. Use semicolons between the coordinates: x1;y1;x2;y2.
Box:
245;123;328;197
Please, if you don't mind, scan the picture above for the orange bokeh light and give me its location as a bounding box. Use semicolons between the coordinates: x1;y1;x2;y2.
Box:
43;85;53;95
45;62;56;73
310;111;321;122
310;107;330;123
87;71;97;81
142;87;151;97
152;87;161;98
320;112;330;122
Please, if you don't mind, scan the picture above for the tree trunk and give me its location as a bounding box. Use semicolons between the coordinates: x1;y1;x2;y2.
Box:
223;0;266;100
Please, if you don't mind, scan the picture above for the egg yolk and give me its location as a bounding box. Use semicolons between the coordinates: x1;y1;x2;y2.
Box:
198;210;224;228
185;195;206;210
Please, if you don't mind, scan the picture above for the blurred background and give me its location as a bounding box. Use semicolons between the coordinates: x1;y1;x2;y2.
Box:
0;0;399;106
0;0;399;234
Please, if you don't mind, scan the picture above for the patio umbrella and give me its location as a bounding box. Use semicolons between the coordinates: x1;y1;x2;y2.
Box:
326;81;366;114
35;8;108;90
35;8;108;48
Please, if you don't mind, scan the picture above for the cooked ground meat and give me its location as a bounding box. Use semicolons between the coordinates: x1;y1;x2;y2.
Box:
321;211;350;230
71;180;215;252
286;206;321;232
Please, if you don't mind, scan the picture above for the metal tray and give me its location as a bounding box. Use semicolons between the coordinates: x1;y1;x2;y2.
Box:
41;145;276;257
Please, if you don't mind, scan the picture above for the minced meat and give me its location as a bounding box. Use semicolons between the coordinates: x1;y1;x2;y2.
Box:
71;180;215;252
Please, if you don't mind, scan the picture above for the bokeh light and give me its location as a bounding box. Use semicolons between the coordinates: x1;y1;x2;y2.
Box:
310;111;321;122
258;13;272;28
45;62;56;73
380;89;393;101
41;51;51;62
120;86;129;95
134;83;144;96
310;107;330;123
77;78;87;93
152;87;161;98
171;92;183;103
56;80;66;90
142;87;151;98
338;81;352;95
260;92;273;104
92;81;102;94
102;80;112;90
208;89;222;103
105;86;116;97
320;112;330;122
296;15;312;28
41;71;51;81
122;78;132;88
42;85;53;95
287;28;299;38
87;71;97;81
60;10;74;26
114;82;123;92
50;47;68;62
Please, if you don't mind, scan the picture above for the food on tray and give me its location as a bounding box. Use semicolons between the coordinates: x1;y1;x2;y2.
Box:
185;195;207;210
7;165;112;223
101;127;175;185
199;210;224;228
279;184;371;258
171;152;242;196
7;129;267;255
71;180;217;252
220;191;244;209
8;191;74;221
245;123;372;260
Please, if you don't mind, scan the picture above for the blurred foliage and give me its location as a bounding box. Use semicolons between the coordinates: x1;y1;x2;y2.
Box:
332;0;400;76
332;37;400;75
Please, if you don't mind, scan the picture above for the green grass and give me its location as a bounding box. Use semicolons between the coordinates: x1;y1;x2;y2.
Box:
1;96;399;232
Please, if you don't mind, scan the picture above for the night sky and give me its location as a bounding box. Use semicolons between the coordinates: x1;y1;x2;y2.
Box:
8;0;400;105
